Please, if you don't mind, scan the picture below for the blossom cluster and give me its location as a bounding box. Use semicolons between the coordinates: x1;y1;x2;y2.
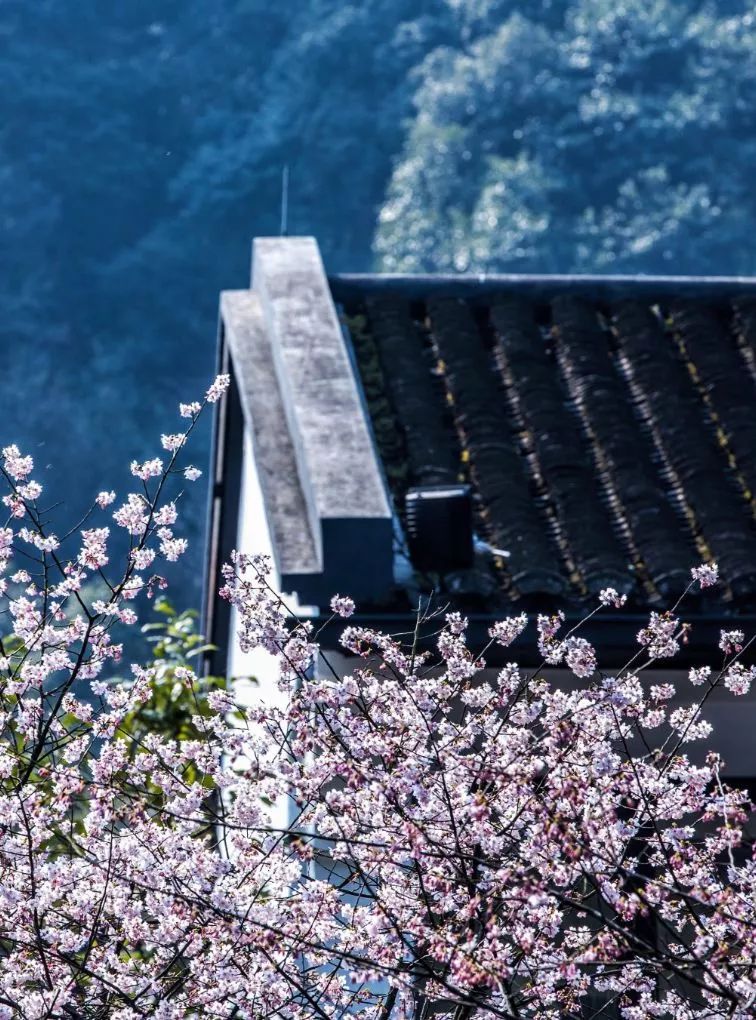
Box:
220;555;756;1019
0;379;754;1020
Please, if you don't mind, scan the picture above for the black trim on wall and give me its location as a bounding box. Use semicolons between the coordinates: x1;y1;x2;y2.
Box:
308;610;756;669
202;327;244;679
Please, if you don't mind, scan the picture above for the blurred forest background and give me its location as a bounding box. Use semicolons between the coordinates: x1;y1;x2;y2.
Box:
2;0;755;603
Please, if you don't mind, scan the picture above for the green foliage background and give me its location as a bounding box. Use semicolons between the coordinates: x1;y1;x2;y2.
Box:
376;1;756;275
118;599;229;750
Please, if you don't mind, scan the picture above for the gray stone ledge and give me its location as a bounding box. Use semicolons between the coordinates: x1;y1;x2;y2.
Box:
221;290;319;579
219;238;394;607
252;237;391;523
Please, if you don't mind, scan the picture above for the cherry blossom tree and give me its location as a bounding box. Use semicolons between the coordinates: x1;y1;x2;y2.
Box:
0;378;755;1018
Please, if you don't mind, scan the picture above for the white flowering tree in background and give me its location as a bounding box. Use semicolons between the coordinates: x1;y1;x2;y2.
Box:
0;378;755;1018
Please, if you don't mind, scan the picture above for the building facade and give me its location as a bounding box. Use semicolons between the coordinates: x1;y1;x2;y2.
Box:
204;236;756;782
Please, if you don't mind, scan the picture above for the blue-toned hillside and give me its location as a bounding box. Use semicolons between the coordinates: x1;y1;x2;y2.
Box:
2;0;755;600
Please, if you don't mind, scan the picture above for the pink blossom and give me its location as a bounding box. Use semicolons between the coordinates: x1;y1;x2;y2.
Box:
692;561;719;589
537;611;565;663
599;587;628;607
91;599;117;616
130;547;156;570
183;466;202;481
564;636;597;678
113;493;149;535
121;575;145;599
724;662;756;696
489;613;527;646
2;444;33;480
95;490;116;508
51;564;86;597
689;666;711;686
637;611;680;659
17;481;42;500
206;373;230;403
330;594;355;618
650;682;675;701
19;528;59;552
445;610;467;634
719;628;744;654
78;528;110;569
130;457;163;480
179;401;202;418
2;493;25;518
160;433;186;452
35;534;59;552
154;502;177;526
158;529;188;561
669;705;713;741
174;666;196;688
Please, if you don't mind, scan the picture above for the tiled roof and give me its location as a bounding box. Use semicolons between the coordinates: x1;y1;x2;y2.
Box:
333;276;756;613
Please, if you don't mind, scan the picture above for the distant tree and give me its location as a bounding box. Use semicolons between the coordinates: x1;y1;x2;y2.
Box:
5;0;756;606
0;1;451;602
375;1;756;276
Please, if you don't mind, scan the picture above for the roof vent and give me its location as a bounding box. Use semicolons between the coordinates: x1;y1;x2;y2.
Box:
405;484;474;574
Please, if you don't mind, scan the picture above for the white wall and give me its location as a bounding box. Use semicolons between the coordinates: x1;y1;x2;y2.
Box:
229;429;317;711
228;430;318;832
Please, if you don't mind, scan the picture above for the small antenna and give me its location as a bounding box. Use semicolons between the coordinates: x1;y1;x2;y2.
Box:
280;164;289;236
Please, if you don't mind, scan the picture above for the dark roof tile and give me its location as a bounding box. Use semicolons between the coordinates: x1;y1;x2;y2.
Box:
550;295;695;600
337;277;756;613
364;295;460;489
490;297;630;597
426;296;567;597
612;300;756;599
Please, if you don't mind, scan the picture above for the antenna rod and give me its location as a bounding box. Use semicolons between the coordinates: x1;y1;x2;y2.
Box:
280;164;289;236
